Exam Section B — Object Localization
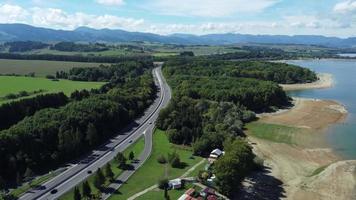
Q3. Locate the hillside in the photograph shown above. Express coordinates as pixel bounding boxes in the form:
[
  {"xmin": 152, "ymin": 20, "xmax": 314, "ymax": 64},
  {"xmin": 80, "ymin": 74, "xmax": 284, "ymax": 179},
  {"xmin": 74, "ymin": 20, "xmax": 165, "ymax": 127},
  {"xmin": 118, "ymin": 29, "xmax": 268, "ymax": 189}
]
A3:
[{"xmin": 0, "ymin": 24, "xmax": 356, "ymax": 47}]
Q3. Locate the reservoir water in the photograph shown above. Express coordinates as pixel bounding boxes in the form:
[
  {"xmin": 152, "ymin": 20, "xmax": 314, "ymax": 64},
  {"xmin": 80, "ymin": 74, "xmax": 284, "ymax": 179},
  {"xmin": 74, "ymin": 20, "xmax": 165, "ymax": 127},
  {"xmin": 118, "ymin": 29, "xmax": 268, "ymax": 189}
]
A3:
[{"xmin": 286, "ymin": 59, "xmax": 356, "ymax": 159}]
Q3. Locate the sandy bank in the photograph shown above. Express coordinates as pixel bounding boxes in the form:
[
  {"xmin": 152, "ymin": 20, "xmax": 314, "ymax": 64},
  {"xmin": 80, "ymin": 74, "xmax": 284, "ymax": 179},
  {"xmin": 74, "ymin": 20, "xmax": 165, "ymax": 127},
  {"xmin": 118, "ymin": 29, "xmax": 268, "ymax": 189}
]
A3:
[
  {"xmin": 281, "ymin": 73, "xmax": 333, "ymax": 91},
  {"xmin": 244, "ymin": 98, "xmax": 355, "ymax": 200},
  {"xmin": 261, "ymin": 98, "xmax": 347, "ymax": 130}
]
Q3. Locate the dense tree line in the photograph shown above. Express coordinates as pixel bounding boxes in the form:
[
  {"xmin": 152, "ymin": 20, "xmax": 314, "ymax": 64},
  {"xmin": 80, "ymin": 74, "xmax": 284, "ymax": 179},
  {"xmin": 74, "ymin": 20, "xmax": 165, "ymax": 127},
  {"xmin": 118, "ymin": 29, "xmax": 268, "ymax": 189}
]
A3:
[
  {"xmin": 0, "ymin": 93, "xmax": 68, "ymax": 131},
  {"xmin": 207, "ymin": 46, "xmax": 335, "ymax": 60},
  {"xmin": 0, "ymin": 53, "xmax": 153, "ymax": 63},
  {"xmin": 163, "ymin": 58, "xmax": 317, "ymax": 84},
  {"xmin": 4, "ymin": 41, "xmax": 49, "ymax": 52},
  {"xmin": 0, "ymin": 61, "xmax": 156, "ymax": 186},
  {"xmin": 51, "ymin": 42, "xmax": 109, "ymax": 52},
  {"xmin": 56, "ymin": 62, "xmax": 149, "ymax": 82},
  {"xmin": 170, "ymin": 75, "xmax": 289, "ymax": 111}
]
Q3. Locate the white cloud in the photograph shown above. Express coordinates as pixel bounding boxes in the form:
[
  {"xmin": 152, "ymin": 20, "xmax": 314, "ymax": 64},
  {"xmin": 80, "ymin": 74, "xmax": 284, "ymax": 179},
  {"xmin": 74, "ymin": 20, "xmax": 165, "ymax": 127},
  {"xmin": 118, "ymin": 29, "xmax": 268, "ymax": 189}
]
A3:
[
  {"xmin": 333, "ymin": 0, "xmax": 356, "ymax": 13},
  {"xmin": 96, "ymin": 0, "xmax": 125, "ymax": 6},
  {"xmin": 0, "ymin": 4, "xmax": 142, "ymax": 31},
  {"xmin": 0, "ymin": 4, "xmax": 29, "ymax": 23},
  {"xmin": 149, "ymin": 0, "xmax": 278, "ymax": 17}
]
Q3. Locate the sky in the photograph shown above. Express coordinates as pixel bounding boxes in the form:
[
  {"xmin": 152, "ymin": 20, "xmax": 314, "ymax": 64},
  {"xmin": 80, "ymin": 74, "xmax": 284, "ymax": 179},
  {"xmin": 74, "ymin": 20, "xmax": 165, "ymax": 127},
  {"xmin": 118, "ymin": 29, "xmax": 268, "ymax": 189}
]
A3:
[{"xmin": 0, "ymin": 0, "xmax": 355, "ymax": 37}]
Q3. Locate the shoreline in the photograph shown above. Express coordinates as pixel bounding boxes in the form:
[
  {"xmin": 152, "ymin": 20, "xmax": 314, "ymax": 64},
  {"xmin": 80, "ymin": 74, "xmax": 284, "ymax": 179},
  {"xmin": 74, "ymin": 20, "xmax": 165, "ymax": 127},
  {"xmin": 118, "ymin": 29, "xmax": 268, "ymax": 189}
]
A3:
[
  {"xmin": 280, "ymin": 73, "xmax": 333, "ymax": 91},
  {"xmin": 243, "ymin": 72, "xmax": 356, "ymax": 199}
]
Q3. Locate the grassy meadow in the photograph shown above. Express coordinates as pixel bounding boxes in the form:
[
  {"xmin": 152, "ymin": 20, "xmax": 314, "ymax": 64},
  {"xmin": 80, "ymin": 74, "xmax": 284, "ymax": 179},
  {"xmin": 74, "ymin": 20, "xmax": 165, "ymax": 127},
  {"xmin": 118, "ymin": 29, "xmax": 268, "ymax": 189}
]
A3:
[
  {"xmin": 0, "ymin": 76, "xmax": 104, "ymax": 104},
  {"xmin": 246, "ymin": 122, "xmax": 301, "ymax": 145},
  {"xmin": 0, "ymin": 59, "xmax": 103, "ymax": 77},
  {"xmin": 109, "ymin": 130, "xmax": 203, "ymax": 200}
]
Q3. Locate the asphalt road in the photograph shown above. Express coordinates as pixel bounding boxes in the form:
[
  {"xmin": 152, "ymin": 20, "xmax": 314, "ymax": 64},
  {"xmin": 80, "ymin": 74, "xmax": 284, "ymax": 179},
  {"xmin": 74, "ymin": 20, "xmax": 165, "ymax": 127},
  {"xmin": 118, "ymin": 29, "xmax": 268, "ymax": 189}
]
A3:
[{"xmin": 18, "ymin": 64, "xmax": 171, "ymax": 200}]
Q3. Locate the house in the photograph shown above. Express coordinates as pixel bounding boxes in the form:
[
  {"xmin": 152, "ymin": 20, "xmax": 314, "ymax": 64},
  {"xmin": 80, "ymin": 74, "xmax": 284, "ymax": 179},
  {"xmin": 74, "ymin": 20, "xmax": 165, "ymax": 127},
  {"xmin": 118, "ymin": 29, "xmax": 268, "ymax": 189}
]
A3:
[
  {"xmin": 200, "ymin": 187, "xmax": 216, "ymax": 198},
  {"xmin": 169, "ymin": 178, "xmax": 182, "ymax": 189},
  {"xmin": 211, "ymin": 149, "xmax": 223, "ymax": 157},
  {"xmin": 208, "ymin": 149, "xmax": 224, "ymax": 163}
]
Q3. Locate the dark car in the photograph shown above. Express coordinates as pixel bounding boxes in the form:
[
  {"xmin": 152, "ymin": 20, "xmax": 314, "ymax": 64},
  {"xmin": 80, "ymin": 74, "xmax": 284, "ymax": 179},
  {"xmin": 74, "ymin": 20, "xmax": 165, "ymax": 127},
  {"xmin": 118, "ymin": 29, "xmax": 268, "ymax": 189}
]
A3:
[
  {"xmin": 50, "ymin": 189, "xmax": 58, "ymax": 194},
  {"xmin": 129, "ymin": 140, "xmax": 133, "ymax": 143},
  {"xmin": 87, "ymin": 170, "xmax": 92, "ymax": 174}
]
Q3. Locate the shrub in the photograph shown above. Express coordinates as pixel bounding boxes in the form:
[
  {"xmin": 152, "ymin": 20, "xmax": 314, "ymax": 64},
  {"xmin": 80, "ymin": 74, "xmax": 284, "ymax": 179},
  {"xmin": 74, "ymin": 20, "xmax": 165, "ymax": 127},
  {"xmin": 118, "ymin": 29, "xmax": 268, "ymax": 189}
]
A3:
[{"xmin": 157, "ymin": 155, "xmax": 167, "ymax": 164}]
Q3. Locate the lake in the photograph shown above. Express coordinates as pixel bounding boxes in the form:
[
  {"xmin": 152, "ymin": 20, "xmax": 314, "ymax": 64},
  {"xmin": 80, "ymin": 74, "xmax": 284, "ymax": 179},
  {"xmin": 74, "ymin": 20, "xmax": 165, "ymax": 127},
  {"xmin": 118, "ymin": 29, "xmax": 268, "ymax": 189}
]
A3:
[
  {"xmin": 338, "ymin": 53, "xmax": 356, "ymax": 58},
  {"xmin": 286, "ymin": 59, "xmax": 356, "ymax": 159}
]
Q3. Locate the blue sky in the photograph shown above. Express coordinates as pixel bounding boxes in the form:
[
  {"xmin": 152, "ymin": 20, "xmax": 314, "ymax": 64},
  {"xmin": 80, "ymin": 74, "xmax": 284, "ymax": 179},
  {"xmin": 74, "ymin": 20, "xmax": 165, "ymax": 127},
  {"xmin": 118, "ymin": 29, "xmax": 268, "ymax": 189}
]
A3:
[{"xmin": 0, "ymin": 0, "xmax": 355, "ymax": 37}]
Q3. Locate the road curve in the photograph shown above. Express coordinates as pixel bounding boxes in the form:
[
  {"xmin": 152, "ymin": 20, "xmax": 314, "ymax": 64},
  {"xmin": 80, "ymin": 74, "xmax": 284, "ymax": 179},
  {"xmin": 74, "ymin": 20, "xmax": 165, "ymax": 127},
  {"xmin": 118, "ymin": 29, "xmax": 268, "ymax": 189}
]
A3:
[{"xmin": 18, "ymin": 64, "xmax": 171, "ymax": 200}]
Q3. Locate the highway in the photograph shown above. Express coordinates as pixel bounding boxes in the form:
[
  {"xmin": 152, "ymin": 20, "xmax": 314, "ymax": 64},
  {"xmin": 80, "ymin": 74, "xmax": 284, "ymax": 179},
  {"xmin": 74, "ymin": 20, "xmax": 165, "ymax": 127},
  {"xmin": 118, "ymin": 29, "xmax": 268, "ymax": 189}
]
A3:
[{"xmin": 18, "ymin": 64, "xmax": 171, "ymax": 200}]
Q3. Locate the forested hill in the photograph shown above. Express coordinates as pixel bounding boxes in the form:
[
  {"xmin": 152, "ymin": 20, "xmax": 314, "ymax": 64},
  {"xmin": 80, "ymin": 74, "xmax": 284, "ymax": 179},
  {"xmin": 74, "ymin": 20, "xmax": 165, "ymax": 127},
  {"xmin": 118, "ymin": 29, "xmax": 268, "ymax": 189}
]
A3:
[
  {"xmin": 156, "ymin": 57, "xmax": 317, "ymax": 197},
  {"xmin": 0, "ymin": 60, "xmax": 156, "ymax": 185},
  {"xmin": 164, "ymin": 58, "xmax": 317, "ymax": 84},
  {"xmin": 0, "ymin": 23, "xmax": 356, "ymax": 47}
]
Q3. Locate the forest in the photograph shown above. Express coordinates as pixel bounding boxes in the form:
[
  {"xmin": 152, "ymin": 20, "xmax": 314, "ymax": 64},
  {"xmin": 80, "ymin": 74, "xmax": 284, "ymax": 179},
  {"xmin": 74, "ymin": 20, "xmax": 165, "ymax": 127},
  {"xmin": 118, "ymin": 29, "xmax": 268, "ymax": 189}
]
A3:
[
  {"xmin": 163, "ymin": 57, "xmax": 317, "ymax": 84},
  {"xmin": 4, "ymin": 41, "xmax": 49, "ymax": 53},
  {"xmin": 51, "ymin": 42, "xmax": 109, "ymax": 52},
  {"xmin": 0, "ymin": 60, "xmax": 156, "ymax": 186},
  {"xmin": 0, "ymin": 53, "xmax": 152, "ymax": 63},
  {"xmin": 0, "ymin": 93, "xmax": 69, "ymax": 131},
  {"xmin": 157, "ymin": 56, "xmax": 317, "ymax": 197}
]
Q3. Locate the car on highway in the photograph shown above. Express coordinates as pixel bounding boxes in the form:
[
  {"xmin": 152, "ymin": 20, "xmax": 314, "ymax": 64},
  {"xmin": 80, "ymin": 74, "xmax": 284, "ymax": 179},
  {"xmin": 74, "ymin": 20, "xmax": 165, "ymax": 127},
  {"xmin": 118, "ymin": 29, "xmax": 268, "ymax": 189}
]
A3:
[
  {"xmin": 87, "ymin": 170, "xmax": 92, "ymax": 174},
  {"xmin": 50, "ymin": 189, "xmax": 58, "ymax": 194}
]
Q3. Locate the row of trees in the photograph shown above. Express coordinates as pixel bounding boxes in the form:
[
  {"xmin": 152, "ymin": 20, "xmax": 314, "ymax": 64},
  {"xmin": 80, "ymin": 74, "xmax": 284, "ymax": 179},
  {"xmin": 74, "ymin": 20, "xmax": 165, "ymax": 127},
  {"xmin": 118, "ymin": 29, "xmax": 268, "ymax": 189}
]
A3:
[
  {"xmin": 0, "ymin": 93, "xmax": 69, "ymax": 131},
  {"xmin": 0, "ymin": 53, "xmax": 153, "ymax": 63},
  {"xmin": 0, "ymin": 61, "xmax": 156, "ymax": 186},
  {"xmin": 4, "ymin": 41, "xmax": 49, "ymax": 53},
  {"xmin": 51, "ymin": 42, "xmax": 109, "ymax": 52}
]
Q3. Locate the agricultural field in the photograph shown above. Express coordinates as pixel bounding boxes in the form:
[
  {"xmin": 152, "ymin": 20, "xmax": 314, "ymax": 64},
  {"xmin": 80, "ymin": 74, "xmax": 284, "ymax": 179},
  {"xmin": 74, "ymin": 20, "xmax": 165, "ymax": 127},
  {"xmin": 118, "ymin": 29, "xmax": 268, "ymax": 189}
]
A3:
[
  {"xmin": 0, "ymin": 76, "xmax": 104, "ymax": 104},
  {"xmin": 0, "ymin": 59, "xmax": 103, "ymax": 77}
]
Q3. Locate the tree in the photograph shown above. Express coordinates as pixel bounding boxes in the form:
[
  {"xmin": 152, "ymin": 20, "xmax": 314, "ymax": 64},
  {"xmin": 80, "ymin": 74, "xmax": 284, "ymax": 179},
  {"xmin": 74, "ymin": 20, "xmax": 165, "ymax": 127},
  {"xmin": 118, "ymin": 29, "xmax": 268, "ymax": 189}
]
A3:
[
  {"xmin": 158, "ymin": 178, "xmax": 169, "ymax": 190},
  {"xmin": 93, "ymin": 168, "xmax": 106, "ymax": 190},
  {"xmin": 157, "ymin": 155, "xmax": 167, "ymax": 164},
  {"xmin": 16, "ymin": 173, "xmax": 22, "ymax": 186},
  {"xmin": 129, "ymin": 151, "xmax": 134, "ymax": 160},
  {"xmin": 82, "ymin": 181, "xmax": 91, "ymax": 199},
  {"xmin": 168, "ymin": 151, "xmax": 181, "ymax": 168},
  {"xmin": 116, "ymin": 152, "xmax": 127, "ymax": 169},
  {"xmin": 158, "ymin": 178, "xmax": 170, "ymax": 199},
  {"xmin": 86, "ymin": 123, "xmax": 98, "ymax": 146},
  {"xmin": 24, "ymin": 167, "xmax": 34, "ymax": 180},
  {"xmin": 105, "ymin": 163, "xmax": 114, "ymax": 182},
  {"xmin": 73, "ymin": 187, "xmax": 81, "ymax": 200},
  {"xmin": 214, "ymin": 138, "xmax": 255, "ymax": 197}
]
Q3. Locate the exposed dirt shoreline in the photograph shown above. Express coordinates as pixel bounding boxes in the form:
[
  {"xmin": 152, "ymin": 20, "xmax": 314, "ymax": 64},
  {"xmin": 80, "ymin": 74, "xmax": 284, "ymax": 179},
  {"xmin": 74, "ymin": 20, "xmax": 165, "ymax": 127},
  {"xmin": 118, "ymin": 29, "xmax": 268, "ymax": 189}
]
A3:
[
  {"xmin": 242, "ymin": 76, "xmax": 356, "ymax": 200},
  {"xmin": 280, "ymin": 73, "xmax": 333, "ymax": 91}
]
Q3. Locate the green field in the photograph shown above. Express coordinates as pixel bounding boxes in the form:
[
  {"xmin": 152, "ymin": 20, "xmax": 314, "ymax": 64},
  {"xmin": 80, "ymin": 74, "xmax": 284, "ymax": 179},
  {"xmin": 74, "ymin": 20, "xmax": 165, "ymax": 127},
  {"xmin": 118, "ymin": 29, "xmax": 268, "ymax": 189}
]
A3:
[
  {"xmin": 0, "ymin": 59, "xmax": 103, "ymax": 77},
  {"xmin": 246, "ymin": 122, "xmax": 301, "ymax": 145},
  {"xmin": 109, "ymin": 130, "xmax": 203, "ymax": 200},
  {"xmin": 136, "ymin": 183, "xmax": 202, "ymax": 200},
  {"xmin": 0, "ymin": 76, "xmax": 104, "ymax": 104},
  {"xmin": 60, "ymin": 136, "xmax": 145, "ymax": 200}
]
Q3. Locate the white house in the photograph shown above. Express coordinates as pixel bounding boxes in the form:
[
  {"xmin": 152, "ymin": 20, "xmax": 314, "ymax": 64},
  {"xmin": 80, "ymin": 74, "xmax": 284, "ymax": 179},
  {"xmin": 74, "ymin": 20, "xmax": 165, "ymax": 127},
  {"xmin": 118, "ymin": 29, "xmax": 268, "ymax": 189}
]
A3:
[
  {"xmin": 169, "ymin": 178, "xmax": 182, "ymax": 189},
  {"xmin": 208, "ymin": 149, "xmax": 224, "ymax": 163}
]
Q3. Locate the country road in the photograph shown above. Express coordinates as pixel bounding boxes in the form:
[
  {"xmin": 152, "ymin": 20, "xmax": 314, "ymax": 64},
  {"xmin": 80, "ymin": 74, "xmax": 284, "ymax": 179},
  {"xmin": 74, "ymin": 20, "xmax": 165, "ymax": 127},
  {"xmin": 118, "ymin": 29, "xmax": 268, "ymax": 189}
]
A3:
[{"xmin": 18, "ymin": 63, "xmax": 171, "ymax": 200}]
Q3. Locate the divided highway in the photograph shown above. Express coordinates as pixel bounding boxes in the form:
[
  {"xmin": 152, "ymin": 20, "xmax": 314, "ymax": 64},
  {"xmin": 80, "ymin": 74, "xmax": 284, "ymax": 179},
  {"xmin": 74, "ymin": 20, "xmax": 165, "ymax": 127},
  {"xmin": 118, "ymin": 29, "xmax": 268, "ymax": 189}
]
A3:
[{"xmin": 19, "ymin": 64, "xmax": 171, "ymax": 200}]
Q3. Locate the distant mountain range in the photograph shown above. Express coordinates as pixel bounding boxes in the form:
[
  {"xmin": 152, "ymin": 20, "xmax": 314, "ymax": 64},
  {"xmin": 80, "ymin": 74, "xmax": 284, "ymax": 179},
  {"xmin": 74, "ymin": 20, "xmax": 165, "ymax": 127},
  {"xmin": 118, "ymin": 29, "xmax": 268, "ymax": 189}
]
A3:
[{"xmin": 0, "ymin": 23, "xmax": 355, "ymax": 48}]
